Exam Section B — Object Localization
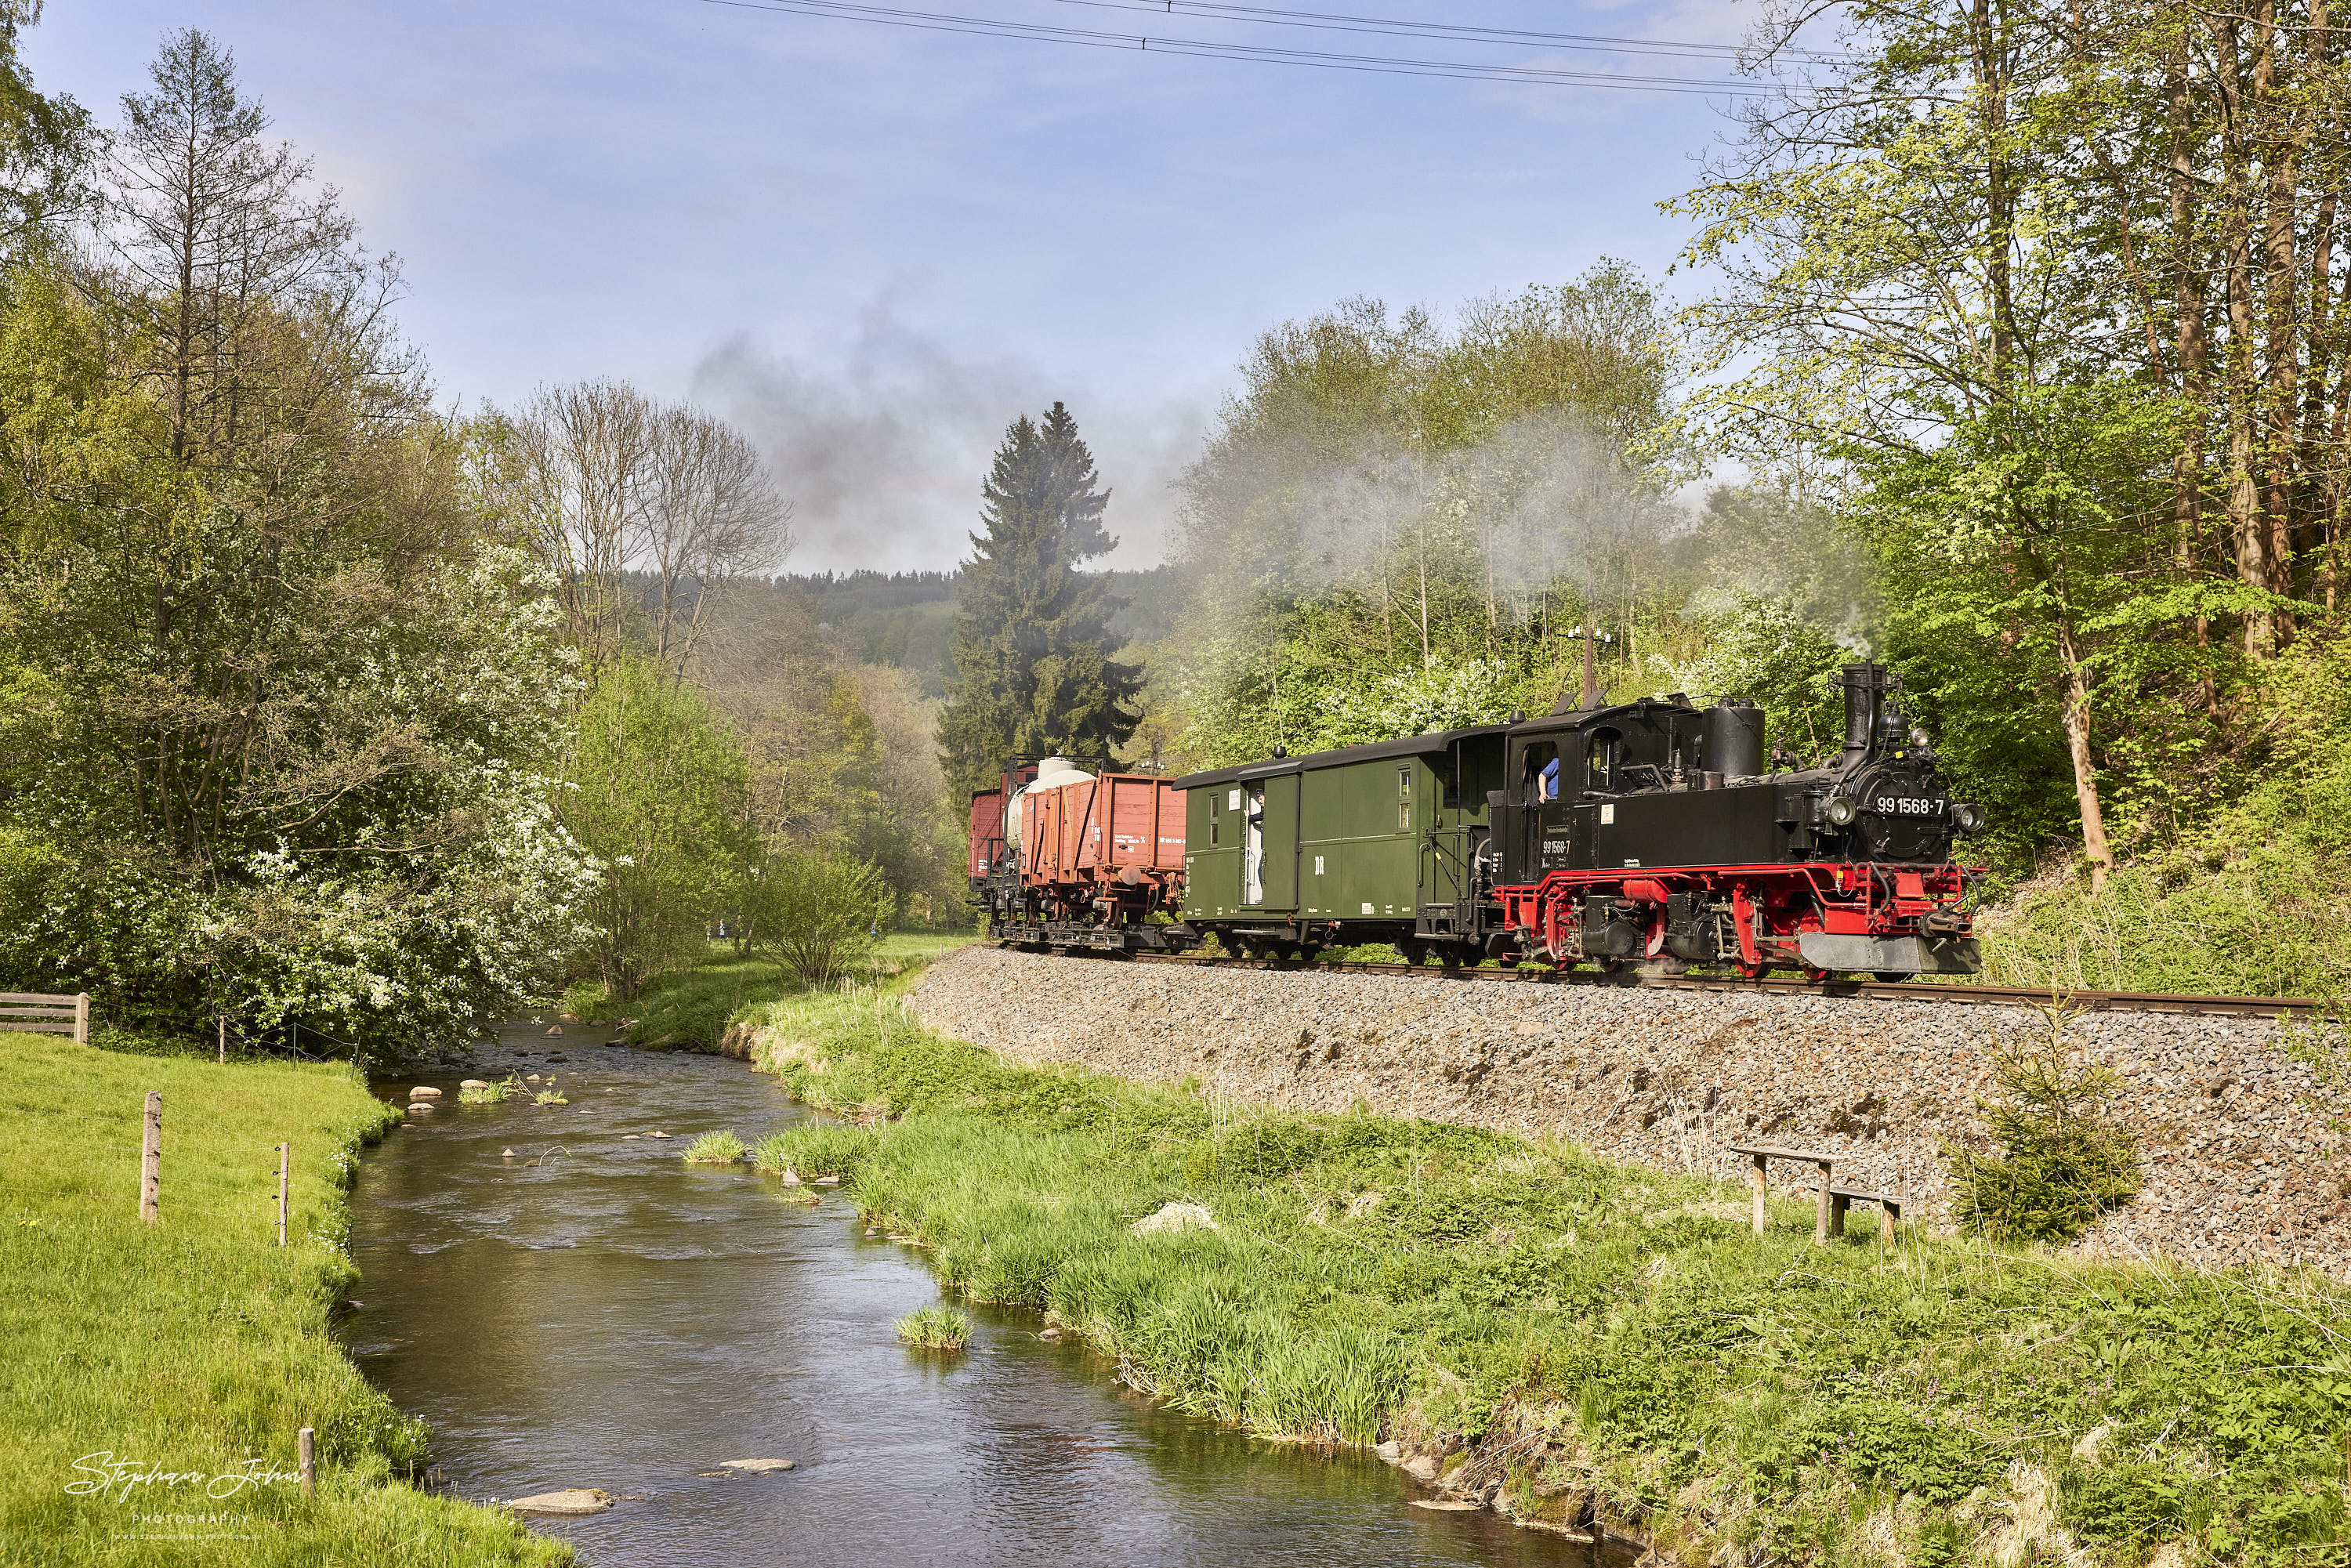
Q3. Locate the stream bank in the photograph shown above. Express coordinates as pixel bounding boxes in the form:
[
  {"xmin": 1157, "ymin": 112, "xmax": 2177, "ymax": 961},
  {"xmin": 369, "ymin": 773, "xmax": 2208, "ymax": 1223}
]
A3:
[
  {"xmin": 349, "ymin": 1018, "xmax": 1596, "ymax": 1566},
  {"xmin": 0, "ymin": 1029, "xmax": 566, "ymax": 1568}
]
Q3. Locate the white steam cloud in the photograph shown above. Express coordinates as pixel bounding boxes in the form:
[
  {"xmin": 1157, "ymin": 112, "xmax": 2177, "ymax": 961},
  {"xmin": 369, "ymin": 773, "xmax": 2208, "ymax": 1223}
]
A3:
[{"xmin": 690, "ymin": 310, "xmax": 1200, "ymax": 574}]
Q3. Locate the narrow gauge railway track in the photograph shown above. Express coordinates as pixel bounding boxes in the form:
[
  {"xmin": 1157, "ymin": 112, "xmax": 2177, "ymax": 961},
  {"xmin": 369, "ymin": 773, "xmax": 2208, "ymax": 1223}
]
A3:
[{"xmin": 1006, "ymin": 943, "xmax": 2331, "ymax": 1020}]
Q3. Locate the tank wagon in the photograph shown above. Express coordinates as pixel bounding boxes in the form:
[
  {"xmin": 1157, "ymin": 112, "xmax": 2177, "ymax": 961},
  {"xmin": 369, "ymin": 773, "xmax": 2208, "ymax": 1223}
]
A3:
[
  {"xmin": 968, "ymin": 757, "xmax": 1190, "ymax": 950},
  {"xmin": 1170, "ymin": 662, "xmax": 1984, "ymax": 977}
]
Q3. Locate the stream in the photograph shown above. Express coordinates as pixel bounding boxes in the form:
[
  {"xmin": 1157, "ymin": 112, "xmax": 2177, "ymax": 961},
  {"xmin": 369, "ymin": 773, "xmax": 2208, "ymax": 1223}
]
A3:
[{"xmin": 345, "ymin": 1020, "xmax": 1632, "ymax": 1566}]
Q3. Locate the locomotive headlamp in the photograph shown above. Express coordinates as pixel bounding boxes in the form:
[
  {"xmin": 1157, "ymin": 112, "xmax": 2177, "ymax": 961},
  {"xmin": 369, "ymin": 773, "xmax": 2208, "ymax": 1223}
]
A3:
[
  {"xmin": 1824, "ymin": 796, "xmax": 1857, "ymax": 826},
  {"xmin": 1953, "ymin": 802, "xmax": 1986, "ymax": 834},
  {"xmin": 1910, "ymin": 726, "xmax": 1930, "ymax": 748}
]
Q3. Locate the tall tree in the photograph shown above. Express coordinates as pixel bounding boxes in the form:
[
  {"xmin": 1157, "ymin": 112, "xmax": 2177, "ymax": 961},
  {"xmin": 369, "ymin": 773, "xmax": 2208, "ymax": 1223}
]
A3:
[
  {"xmin": 939, "ymin": 401, "xmax": 1140, "ymax": 797},
  {"xmin": 0, "ymin": 1, "xmax": 90, "ymax": 255},
  {"xmin": 496, "ymin": 378, "xmax": 793, "ymax": 682}
]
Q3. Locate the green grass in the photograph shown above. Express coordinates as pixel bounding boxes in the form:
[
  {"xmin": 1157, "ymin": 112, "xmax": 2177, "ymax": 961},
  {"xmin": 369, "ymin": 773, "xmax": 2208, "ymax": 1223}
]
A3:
[
  {"xmin": 737, "ymin": 978, "xmax": 2351, "ymax": 1566},
  {"xmin": 0, "ymin": 1030, "xmax": 571, "ymax": 1566},
  {"xmin": 563, "ymin": 931, "xmax": 980, "ymax": 1049},
  {"xmin": 895, "ymin": 1304, "xmax": 972, "ymax": 1351},
  {"xmin": 681, "ymin": 1130, "xmax": 744, "ymax": 1165},
  {"xmin": 458, "ymin": 1077, "xmax": 516, "ymax": 1105},
  {"xmin": 750, "ymin": 1123, "xmax": 873, "ymax": 1179}
]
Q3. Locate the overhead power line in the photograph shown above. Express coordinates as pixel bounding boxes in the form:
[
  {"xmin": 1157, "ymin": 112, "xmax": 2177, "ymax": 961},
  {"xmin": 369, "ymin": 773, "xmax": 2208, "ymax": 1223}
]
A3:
[
  {"xmin": 1044, "ymin": 0, "xmax": 1850, "ymax": 66},
  {"xmin": 695, "ymin": 0, "xmax": 1801, "ymax": 93}
]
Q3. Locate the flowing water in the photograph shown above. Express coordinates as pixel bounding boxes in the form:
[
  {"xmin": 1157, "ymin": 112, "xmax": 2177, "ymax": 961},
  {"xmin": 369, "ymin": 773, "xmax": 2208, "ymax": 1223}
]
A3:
[{"xmin": 346, "ymin": 1023, "xmax": 1635, "ymax": 1567}]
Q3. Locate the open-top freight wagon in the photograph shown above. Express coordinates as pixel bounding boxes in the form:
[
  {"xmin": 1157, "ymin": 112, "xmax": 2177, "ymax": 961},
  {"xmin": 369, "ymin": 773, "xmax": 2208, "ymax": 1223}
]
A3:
[{"xmin": 968, "ymin": 757, "xmax": 1192, "ymax": 951}]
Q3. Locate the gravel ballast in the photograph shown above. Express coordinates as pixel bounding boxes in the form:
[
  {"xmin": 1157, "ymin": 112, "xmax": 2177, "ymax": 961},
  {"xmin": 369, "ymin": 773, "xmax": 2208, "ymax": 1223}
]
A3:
[{"xmin": 915, "ymin": 944, "xmax": 2351, "ymax": 1277}]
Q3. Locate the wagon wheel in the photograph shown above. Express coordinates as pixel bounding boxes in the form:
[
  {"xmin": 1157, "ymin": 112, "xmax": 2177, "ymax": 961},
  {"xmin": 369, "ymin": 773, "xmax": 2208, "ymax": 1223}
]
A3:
[{"xmin": 1396, "ymin": 939, "xmax": 1428, "ymax": 966}]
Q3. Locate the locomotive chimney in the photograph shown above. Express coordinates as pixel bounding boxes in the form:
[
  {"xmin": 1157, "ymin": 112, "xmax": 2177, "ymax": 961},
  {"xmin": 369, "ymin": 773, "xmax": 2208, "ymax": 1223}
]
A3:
[{"xmin": 1837, "ymin": 664, "xmax": 1898, "ymax": 765}]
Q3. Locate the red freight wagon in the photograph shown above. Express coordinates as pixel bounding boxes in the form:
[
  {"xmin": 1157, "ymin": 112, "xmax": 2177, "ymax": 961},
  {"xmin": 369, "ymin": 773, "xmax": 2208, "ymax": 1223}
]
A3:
[
  {"xmin": 1022, "ymin": 771, "xmax": 1184, "ymax": 893},
  {"xmin": 965, "ymin": 762, "xmax": 1038, "ymax": 879},
  {"xmin": 965, "ymin": 756, "xmax": 1194, "ymax": 953}
]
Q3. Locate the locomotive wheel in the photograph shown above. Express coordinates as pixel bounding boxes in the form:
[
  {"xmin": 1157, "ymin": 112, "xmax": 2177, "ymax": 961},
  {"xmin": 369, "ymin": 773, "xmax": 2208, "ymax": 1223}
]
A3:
[{"xmin": 1396, "ymin": 940, "xmax": 1428, "ymax": 966}]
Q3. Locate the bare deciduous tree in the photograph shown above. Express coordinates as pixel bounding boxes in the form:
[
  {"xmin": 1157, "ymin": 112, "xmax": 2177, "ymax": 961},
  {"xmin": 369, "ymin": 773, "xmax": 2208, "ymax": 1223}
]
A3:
[
  {"xmin": 643, "ymin": 403, "xmax": 794, "ymax": 676},
  {"xmin": 505, "ymin": 378, "xmax": 793, "ymax": 680}
]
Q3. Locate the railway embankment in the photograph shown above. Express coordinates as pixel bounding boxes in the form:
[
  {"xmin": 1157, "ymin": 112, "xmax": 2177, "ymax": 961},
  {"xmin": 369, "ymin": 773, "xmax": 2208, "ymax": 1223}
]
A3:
[{"xmin": 912, "ymin": 944, "xmax": 2351, "ymax": 1278}]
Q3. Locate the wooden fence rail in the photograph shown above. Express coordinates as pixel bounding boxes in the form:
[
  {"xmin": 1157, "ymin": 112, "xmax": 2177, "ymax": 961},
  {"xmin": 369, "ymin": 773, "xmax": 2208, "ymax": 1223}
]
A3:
[{"xmin": 0, "ymin": 992, "xmax": 88, "ymax": 1045}]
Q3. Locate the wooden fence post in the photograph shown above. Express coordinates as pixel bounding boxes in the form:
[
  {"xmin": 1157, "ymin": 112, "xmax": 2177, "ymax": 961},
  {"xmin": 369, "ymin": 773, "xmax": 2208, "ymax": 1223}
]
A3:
[
  {"xmin": 298, "ymin": 1426, "xmax": 315, "ymax": 1497},
  {"xmin": 74, "ymin": 992, "xmax": 88, "ymax": 1046},
  {"xmin": 139, "ymin": 1092, "xmax": 161, "ymax": 1224},
  {"xmin": 218, "ymin": 1018, "xmax": 226, "ymax": 1065},
  {"xmin": 277, "ymin": 1143, "xmax": 288, "ymax": 1247}
]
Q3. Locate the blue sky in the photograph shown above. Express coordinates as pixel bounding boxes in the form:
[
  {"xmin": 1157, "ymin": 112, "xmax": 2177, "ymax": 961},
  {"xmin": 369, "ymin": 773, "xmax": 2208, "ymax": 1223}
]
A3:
[{"xmin": 29, "ymin": 0, "xmax": 1761, "ymax": 570}]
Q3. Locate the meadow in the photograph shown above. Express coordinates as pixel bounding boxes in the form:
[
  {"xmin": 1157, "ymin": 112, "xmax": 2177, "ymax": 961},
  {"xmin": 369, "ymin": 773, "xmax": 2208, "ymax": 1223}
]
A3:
[
  {"xmin": 0, "ymin": 1030, "xmax": 570, "ymax": 1566},
  {"xmin": 731, "ymin": 975, "xmax": 2351, "ymax": 1566}
]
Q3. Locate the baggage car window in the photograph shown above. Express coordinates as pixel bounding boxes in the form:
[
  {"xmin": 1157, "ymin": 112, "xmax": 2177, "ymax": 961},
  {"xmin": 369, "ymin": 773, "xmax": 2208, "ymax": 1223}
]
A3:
[{"xmin": 1397, "ymin": 768, "xmax": 1412, "ymax": 831}]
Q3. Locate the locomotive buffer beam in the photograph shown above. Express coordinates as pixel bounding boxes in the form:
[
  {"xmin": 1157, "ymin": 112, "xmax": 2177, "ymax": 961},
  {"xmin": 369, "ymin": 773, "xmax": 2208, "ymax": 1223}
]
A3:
[{"xmin": 1793, "ymin": 932, "xmax": 1980, "ymax": 975}]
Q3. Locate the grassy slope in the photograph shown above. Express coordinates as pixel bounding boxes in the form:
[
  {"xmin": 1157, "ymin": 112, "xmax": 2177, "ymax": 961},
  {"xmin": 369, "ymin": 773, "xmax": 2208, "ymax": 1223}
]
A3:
[
  {"xmin": 564, "ymin": 932, "xmax": 978, "ymax": 1048},
  {"xmin": 732, "ymin": 978, "xmax": 2351, "ymax": 1568},
  {"xmin": 0, "ymin": 1033, "xmax": 570, "ymax": 1567}
]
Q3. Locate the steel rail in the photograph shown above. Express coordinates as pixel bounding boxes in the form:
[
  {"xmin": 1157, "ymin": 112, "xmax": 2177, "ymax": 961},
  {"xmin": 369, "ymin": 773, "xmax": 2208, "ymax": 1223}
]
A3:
[{"xmin": 1005, "ymin": 944, "xmax": 2331, "ymax": 1019}]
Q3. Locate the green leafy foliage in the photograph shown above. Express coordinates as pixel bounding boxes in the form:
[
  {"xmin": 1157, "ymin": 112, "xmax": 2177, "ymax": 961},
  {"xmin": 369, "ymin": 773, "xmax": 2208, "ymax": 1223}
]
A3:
[
  {"xmin": 737, "ymin": 845, "xmax": 892, "ymax": 987},
  {"xmin": 561, "ymin": 657, "xmax": 752, "ymax": 998}
]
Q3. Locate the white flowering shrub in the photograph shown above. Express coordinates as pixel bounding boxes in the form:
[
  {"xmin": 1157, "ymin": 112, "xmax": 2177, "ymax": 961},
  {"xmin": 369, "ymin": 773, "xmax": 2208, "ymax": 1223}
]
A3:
[
  {"xmin": 1313, "ymin": 656, "xmax": 1517, "ymax": 749},
  {"xmin": 0, "ymin": 548, "xmax": 598, "ymax": 1062}
]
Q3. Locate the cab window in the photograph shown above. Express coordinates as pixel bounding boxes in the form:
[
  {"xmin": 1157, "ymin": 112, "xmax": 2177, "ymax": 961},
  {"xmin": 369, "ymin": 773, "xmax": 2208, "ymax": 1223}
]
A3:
[
  {"xmin": 1585, "ymin": 730, "xmax": 1621, "ymax": 794},
  {"xmin": 1523, "ymin": 741, "xmax": 1560, "ymax": 802}
]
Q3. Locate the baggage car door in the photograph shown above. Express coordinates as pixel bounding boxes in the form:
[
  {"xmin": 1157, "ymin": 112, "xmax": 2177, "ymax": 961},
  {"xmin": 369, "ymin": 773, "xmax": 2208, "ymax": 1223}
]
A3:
[{"xmin": 1257, "ymin": 773, "xmax": 1299, "ymax": 910}]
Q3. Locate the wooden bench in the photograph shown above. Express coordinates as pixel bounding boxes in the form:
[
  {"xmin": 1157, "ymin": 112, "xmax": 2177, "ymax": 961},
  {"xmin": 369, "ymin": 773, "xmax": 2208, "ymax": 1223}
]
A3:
[
  {"xmin": 0, "ymin": 991, "xmax": 88, "ymax": 1045},
  {"xmin": 1726, "ymin": 1143, "xmax": 1837, "ymax": 1242},
  {"xmin": 1828, "ymin": 1186, "xmax": 1905, "ymax": 1237}
]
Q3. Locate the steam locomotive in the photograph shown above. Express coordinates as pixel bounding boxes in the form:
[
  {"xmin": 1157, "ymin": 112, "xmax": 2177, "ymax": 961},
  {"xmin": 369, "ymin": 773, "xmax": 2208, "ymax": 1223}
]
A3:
[{"xmin": 969, "ymin": 661, "xmax": 1984, "ymax": 978}]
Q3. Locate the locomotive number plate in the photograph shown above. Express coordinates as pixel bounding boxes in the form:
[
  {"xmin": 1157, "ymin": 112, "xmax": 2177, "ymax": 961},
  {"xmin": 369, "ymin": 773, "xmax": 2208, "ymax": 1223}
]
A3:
[
  {"xmin": 1542, "ymin": 839, "xmax": 1568, "ymax": 856},
  {"xmin": 1875, "ymin": 797, "xmax": 1942, "ymax": 817}
]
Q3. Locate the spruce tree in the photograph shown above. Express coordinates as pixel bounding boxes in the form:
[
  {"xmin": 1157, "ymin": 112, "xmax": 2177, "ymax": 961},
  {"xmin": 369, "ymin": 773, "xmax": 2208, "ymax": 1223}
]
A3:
[{"xmin": 940, "ymin": 402, "xmax": 1142, "ymax": 798}]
